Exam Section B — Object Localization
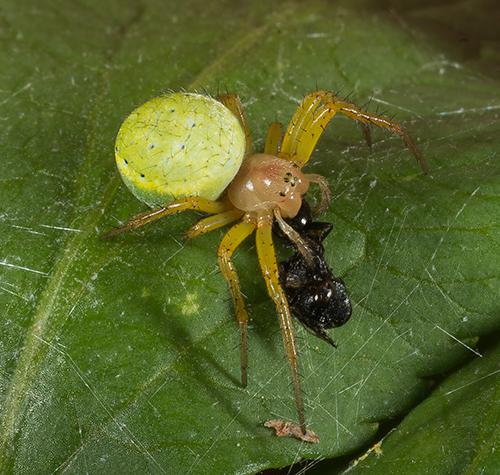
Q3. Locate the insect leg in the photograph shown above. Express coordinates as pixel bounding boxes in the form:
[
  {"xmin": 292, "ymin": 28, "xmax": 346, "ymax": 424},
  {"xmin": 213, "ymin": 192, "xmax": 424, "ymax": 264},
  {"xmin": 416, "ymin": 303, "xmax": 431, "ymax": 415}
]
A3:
[
  {"xmin": 264, "ymin": 122, "xmax": 283, "ymax": 155},
  {"xmin": 217, "ymin": 94, "xmax": 253, "ymax": 155},
  {"xmin": 255, "ymin": 212, "xmax": 306, "ymax": 434},
  {"xmin": 217, "ymin": 220, "xmax": 256, "ymax": 387},
  {"xmin": 102, "ymin": 197, "xmax": 228, "ymax": 239},
  {"xmin": 184, "ymin": 209, "xmax": 244, "ymax": 240}
]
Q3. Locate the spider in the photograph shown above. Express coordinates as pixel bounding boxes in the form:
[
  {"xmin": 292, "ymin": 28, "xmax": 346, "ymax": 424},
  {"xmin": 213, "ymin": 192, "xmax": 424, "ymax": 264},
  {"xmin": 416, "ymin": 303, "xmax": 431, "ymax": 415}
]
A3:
[{"xmin": 104, "ymin": 90, "xmax": 427, "ymax": 441}]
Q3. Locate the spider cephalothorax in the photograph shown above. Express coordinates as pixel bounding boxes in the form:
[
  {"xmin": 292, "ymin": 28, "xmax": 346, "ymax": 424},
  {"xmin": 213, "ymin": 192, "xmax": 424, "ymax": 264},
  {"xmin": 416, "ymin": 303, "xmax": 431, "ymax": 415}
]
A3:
[
  {"xmin": 227, "ymin": 153, "xmax": 310, "ymax": 218},
  {"xmin": 104, "ymin": 90, "xmax": 427, "ymax": 442}
]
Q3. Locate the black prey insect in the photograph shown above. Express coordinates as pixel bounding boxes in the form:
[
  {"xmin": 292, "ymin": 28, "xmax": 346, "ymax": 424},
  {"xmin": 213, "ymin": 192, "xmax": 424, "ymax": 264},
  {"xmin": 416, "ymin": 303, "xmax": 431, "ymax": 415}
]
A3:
[{"xmin": 277, "ymin": 200, "xmax": 352, "ymax": 347}]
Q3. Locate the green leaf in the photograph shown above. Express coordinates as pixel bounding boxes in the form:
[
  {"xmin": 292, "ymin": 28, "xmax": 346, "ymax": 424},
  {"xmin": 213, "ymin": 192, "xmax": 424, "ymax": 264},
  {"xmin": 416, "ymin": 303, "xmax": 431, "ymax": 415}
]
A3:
[
  {"xmin": 346, "ymin": 341, "xmax": 500, "ymax": 475},
  {"xmin": 0, "ymin": 0, "xmax": 498, "ymax": 473}
]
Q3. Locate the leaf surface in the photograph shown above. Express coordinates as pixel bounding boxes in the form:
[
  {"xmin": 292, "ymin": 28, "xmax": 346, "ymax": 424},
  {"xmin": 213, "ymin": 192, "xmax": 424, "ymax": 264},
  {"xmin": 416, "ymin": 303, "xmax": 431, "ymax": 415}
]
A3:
[
  {"xmin": 346, "ymin": 341, "xmax": 500, "ymax": 475},
  {"xmin": 0, "ymin": 1, "xmax": 498, "ymax": 473}
]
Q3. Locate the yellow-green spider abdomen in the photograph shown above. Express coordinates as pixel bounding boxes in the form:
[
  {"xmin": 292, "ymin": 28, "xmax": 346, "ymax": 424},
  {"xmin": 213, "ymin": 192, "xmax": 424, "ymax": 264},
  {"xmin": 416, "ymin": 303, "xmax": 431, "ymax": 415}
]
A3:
[{"xmin": 115, "ymin": 92, "xmax": 246, "ymax": 207}]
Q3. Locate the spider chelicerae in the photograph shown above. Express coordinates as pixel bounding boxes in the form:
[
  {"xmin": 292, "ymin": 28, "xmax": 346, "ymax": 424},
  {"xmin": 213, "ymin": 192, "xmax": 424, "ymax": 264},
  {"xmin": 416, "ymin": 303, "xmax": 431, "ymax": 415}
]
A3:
[{"xmin": 104, "ymin": 90, "xmax": 427, "ymax": 442}]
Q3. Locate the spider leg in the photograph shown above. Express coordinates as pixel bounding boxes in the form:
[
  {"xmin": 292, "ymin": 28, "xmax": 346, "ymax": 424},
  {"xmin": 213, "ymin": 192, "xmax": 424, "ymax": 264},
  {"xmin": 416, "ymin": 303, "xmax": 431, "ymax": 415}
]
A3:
[
  {"xmin": 217, "ymin": 220, "xmax": 256, "ymax": 387},
  {"xmin": 279, "ymin": 91, "xmax": 428, "ymax": 173},
  {"xmin": 273, "ymin": 208, "xmax": 314, "ymax": 266},
  {"xmin": 217, "ymin": 93, "xmax": 253, "ymax": 155},
  {"xmin": 264, "ymin": 122, "xmax": 283, "ymax": 155},
  {"xmin": 280, "ymin": 92, "xmax": 324, "ymax": 160},
  {"xmin": 102, "ymin": 197, "xmax": 228, "ymax": 239},
  {"xmin": 255, "ymin": 212, "xmax": 306, "ymax": 434},
  {"xmin": 303, "ymin": 173, "xmax": 332, "ymax": 216},
  {"xmin": 184, "ymin": 209, "xmax": 244, "ymax": 240}
]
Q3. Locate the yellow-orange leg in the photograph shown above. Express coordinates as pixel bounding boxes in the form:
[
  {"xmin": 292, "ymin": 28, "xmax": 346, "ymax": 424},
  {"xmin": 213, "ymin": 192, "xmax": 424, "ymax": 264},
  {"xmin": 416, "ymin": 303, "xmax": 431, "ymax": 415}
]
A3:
[
  {"xmin": 102, "ymin": 197, "xmax": 228, "ymax": 239},
  {"xmin": 218, "ymin": 94, "xmax": 253, "ymax": 155},
  {"xmin": 264, "ymin": 122, "xmax": 283, "ymax": 155},
  {"xmin": 217, "ymin": 220, "xmax": 256, "ymax": 387},
  {"xmin": 304, "ymin": 173, "xmax": 332, "ymax": 216},
  {"xmin": 273, "ymin": 208, "xmax": 313, "ymax": 266},
  {"xmin": 184, "ymin": 209, "xmax": 244, "ymax": 240},
  {"xmin": 280, "ymin": 92, "xmax": 321, "ymax": 159},
  {"xmin": 255, "ymin": 212, "xmax": 306, "ymax": 434},
  {"xmin": 280, "ymin": 90, "xmax": 428, "ymax": 173}
]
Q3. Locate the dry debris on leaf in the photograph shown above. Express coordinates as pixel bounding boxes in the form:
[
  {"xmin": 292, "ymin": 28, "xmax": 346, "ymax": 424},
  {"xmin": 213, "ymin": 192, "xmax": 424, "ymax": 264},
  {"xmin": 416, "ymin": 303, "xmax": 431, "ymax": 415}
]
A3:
[{"xmin": 264, "ymin": 419, "xmax": 320, "ymax": 444}]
